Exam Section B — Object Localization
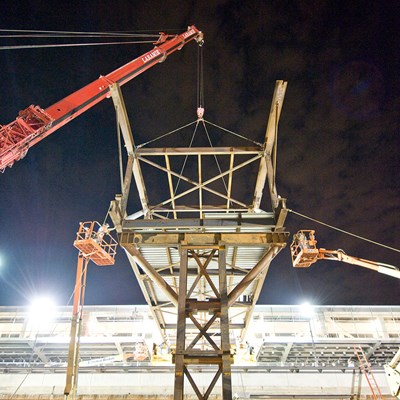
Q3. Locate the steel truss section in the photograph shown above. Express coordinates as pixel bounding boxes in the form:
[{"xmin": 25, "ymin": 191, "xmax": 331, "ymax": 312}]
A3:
[
  {"xmin": 110, "ymin": 80, "xmax": 290, "ymax": 399},
  {"xmin": 174, "ymin": 243, "xmax": 231, "ymax": 400},
  {"xmin": 121, "ymin": 231, "xmax": 288, "ymax": 335},
  {"xmin": 108, "ymin": 80, "xmax": 288, "ymax": 229},
  {"xmin": 121, "ymin": 235, "xmax": 287, "ymax": 399}
]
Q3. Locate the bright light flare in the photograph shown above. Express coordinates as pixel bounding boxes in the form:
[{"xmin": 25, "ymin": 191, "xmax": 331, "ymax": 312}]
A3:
[
  {"xmin": 29, "ymin": 296, "xmax": 57, "ymax": 323},
  {"xmin": 299, "ymin": 301, "xmax": 314, "ymax": 318}
]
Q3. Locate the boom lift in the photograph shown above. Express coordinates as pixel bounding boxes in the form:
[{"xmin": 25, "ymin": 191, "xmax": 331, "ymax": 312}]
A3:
[
  {"xmin": 65, "ymin": 221, "xmax": 118, "ymax": 399},
  {"xmin": 384, "ymin": 348, "xmax": 400, "ymax": 399},
  {"xmin": 290, "ymin": 230, "xmax": 400, "ymax": 279},
  {"xmin": 291, "ymin": 230, "xmax": 399, "ymax": 398},
  {"xmin": 0, "ymin": 26, "xmax": 203, "ymax": 171}
]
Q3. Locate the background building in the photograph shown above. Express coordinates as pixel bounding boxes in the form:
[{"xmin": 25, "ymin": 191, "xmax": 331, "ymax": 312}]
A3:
[{"xmin": 0, "ymin": 304, "xmax": 399, "ymax": 399}]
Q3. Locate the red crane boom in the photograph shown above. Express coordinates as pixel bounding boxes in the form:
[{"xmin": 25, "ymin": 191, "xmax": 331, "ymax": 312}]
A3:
[{"xmin": 0, "ymin": 26, "xmax": 203, "ymax": 171}]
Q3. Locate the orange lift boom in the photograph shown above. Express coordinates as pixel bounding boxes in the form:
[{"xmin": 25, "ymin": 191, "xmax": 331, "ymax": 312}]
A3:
[
  {"xmin": 290, "ymin": 230, "xmax": 400, "ymax": 279},
  {"xmin": 0, "ymin": 26, "xmax": 203, "ymax": 171},
  {"xmin": 65, "ymin": 221, "xmax": 118, "ymax": 399}
]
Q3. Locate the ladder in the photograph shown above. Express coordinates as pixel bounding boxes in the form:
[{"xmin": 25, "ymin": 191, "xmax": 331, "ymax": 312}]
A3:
[{"xmin": 354, "ymin": 344, "xmax": 384, "ymax": 400}]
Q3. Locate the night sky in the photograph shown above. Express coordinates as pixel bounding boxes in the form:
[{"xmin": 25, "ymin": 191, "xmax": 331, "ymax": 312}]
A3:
[{"xmin": 0, "ymin": 1, "xmax": 399, "ymax": 307}]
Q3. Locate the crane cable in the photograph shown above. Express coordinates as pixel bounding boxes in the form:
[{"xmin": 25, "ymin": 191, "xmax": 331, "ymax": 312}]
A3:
[
  {"xmin": 288, "ymin": 209, "xmax": 400, "ymax": 253},
  {"xmin": 203, "ymin": 120, "xmax": 263, "ymax": 147},
  {"xmin": 197, "ymin": 44, "xmax": 204, "ymax": 115},
  {"xmin": 0, "ymin": 40, "xmax": 155, "ymax": 50},
  {"xmin": 0, "ymin": 28, "xmax": 166, "ymax": 50},
  {"xmin": 195, "ymin": 43, "xmax": 228, "ymax": 193},
  {"xmin": 136, "ymin": 119, "xmax": 261, "ymax": 148},
  {"xmin": 0, "ymin": 28, "xmax": 161, "ymax": 37},
  {"xmin": 136, "ymin": 39, "xmax": 261, "ymax": 149},
  {"xmin": 201, "ymin": 120, "xmax": 229, "ymax": 194},
  {"xmin": 136, "ymin": 121, "xmax": 198, "ymax": 149},
  {"xmin": 171, "ymin": 122, "xmax": 201, "ymax": 198}
]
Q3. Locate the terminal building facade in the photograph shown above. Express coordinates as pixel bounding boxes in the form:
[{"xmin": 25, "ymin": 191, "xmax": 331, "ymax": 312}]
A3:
[{"xmin": 0, "ymin": 304, "xmax": 399, "ymax": 399}]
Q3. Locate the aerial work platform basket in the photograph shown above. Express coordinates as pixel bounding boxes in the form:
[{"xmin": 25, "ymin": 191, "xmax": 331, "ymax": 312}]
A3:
[
  {"xmin": 290, "ymin": 230, "xmax": 320, "ymax": 268},
  {"xmin": 73, "ymin": 221, "xmax": 118, "ymax": 266}
]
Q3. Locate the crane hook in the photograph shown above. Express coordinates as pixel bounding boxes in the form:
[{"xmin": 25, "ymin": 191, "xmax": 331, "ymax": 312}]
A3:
[{"xmin": 197, "ymin": 107, "xmax": 205, "ymax": 120}]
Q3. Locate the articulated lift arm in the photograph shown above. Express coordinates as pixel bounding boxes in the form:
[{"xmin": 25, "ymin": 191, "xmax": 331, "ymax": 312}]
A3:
[
  {"xmin": 292, "ymin": 232, "xmax": 400, "ymax": 396},
  {"xmin": 384, "ymin": 348, "xmax": 400, "ymax": 399},
  {"xmin": 0, "ymin": 26, "xmax": 203, "ymax": 171},
  {"xmin": 290, "ymin": 230, "xmax": 400, "ymax": 279}
]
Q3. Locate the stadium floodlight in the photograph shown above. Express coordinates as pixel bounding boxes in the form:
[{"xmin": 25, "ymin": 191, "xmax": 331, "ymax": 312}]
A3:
[
  {"xmin": 299, "ymin": 301, "xmax": 314, "ymax": 319},
  {"xmin": 29, "ymin": 296, "xmax": 57, "ymax": 323}
]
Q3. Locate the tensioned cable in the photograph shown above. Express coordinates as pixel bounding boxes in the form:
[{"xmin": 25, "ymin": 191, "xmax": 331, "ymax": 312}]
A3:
[
  {"xmin": 201, "ymin": 120, "xmax": 228, "ymax": 193},
  {"xmin": 136, "ymin": 120, "xmax": 198, "ymax": 148},
  {"xmin": 0, "ymin": 28, "xmax": 161, "ymax": 37},
  {"xmin": 135, "ymin": 119, "xmax": 262, "ymax": 149},
  {"xmin": 0, "ymin": 40, "xmax": 155, "ymax": 50},
  {"xmin": 172, "ymin": 122, "xmax": 200, "ymax": 195},
  {"xmin": 1, "ymin": 34, "xmax": 158, "ymax": 38},
  {"xmin": 204, "ymin": 120, "xmax": 263, "ymax": 147},
  {"xmin": 174, "ymin": 121, "xmax": 199, "ymax": 184},
  {"xmin": 288, "ymin": 209, "xmax": 400, "ymax": 253},
  {"xmin": 165, "ymin": 121, "xmax": 201, "ymax": 219},
  {"xmin": 0, "ymin": 28, "xmax": 163, "ymax": 50}
]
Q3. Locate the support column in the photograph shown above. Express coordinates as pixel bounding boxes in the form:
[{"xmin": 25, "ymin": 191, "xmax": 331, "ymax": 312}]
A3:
[
  {"xmin": 219, "ymin": 242, "xmax": 232, "ymax": 399},
  {"xmin": 173, "ymin": 243, "xmax": 232, "ymax": 400},
  {"xmin": 174, "ymin": 244, "xmax": 188, "ymax": 400},
  {"xmin": 64, "ymin": 254, "xmax": 89, "ymax": 399}
]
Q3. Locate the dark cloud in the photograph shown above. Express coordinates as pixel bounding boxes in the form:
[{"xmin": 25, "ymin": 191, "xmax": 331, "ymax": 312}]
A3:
[{"xmin": 0, "ymin": 0, "xmax": 398, "ymax": 306}]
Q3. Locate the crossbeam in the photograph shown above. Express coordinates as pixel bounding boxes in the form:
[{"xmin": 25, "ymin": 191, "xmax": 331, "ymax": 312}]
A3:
[{"xmin": 136, "ymin": 146, "xmax": 261, "ymax": 156}]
